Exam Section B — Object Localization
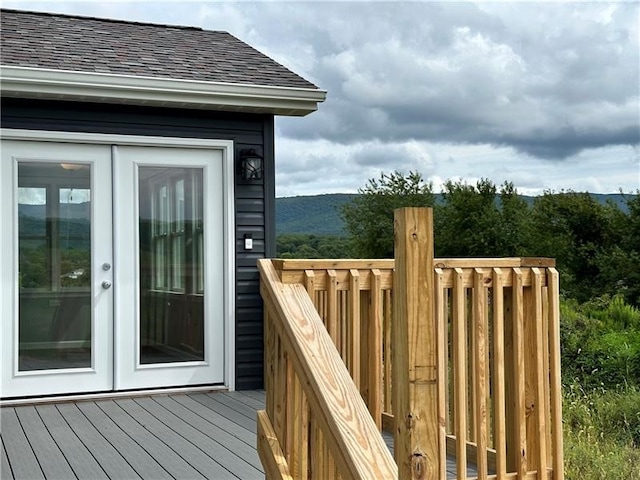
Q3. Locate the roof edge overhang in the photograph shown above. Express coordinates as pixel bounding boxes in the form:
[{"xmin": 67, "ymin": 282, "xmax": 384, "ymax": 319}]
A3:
[{"xmin": 0, "ymin": 65, "xmax": 327, "ymax": 116}]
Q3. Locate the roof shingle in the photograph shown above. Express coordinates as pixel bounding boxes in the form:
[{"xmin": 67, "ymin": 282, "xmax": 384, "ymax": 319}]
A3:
[{"xmin": 0, "ymin": 9, "xmax": 318, "ymax": 90}]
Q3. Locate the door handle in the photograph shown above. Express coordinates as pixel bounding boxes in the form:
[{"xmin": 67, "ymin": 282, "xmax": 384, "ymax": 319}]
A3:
[{"xmin": 102, "ymin": 280, "xmax": 112, "ymax": 289}]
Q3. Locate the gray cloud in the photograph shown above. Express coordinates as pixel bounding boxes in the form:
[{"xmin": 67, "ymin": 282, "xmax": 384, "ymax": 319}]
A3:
[
  {"xmin": 5, "ymin": 1, "xmax": 639, "ymax": 195},
  {"xmin": 269, "ymin": 2, "xmax": 638, "ymax": 160}
]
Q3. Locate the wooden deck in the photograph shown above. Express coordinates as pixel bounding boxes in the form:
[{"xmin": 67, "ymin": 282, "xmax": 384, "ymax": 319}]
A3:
[
  {"xmin": 1, "ymin": 390, "xmax": 266, "ymax": 480},
  {"xmin": 2, "ymin": 390, "xmax": 475, "ymax": 479}
]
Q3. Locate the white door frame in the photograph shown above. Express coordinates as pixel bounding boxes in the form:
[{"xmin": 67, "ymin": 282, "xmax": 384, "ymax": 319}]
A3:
[{"xmin": 0, "ymin": 129, "xmax": 236, "ymax": 394}]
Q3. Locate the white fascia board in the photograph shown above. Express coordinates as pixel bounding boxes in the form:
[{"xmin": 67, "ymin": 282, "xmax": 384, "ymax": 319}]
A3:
[{"xmin": 0, "ymin": 65, "xmax": 326, "ymax": 116}]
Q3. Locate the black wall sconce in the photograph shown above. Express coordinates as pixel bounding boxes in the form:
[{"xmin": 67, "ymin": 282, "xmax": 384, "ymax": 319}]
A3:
[{"xmin": 239, "ymin": 149, "xmax": 264, "ymax": 181}]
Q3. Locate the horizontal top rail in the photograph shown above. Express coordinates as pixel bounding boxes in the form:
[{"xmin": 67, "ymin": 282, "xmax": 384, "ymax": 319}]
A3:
[
  {"xmin": 272, "ymin": 257, "xmax": 554, "ymax": 271},
  {"xmin": 274, "ymin": 257, "xmax": 556, "ymax": 289}
]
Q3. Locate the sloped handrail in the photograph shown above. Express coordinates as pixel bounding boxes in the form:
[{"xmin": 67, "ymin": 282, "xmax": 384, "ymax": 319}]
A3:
[{"xmin": 257, "ymin": 258, "xmax": 397, "ymax": 479}]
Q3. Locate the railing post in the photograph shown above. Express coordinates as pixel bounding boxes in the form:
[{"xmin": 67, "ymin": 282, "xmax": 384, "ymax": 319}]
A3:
[{"xmin": 393, "ymin": 207, "xmax": 441, "ymax": 480}]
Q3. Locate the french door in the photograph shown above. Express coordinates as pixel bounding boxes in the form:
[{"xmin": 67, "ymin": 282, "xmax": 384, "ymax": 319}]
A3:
[{"xmin": 1, "ymin": 138, "xmax": 229, "ymax": 398}]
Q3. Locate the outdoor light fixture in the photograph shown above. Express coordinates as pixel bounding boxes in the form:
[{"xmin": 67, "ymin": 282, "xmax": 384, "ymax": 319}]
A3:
[{"xmin": 239, "ymin": 149, "xmax": 264, "ymax": 181}]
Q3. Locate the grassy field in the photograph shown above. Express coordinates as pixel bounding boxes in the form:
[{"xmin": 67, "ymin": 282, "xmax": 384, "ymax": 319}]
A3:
[
  {"xmin": 561, "ymin": 295, "xmax": 640, "ymax": 479},
  {"xmin": 564, "ymin": 384, "xmax": 640, "ymax": 479}
]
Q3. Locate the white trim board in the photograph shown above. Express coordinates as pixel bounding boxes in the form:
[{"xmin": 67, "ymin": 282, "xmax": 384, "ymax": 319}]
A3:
[{"xmin": 1, "ymin": 65, "xmax": 326, "ymax": 116}]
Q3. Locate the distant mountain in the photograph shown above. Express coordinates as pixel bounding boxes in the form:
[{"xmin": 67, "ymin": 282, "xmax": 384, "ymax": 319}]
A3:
[
  {"xmin": 276, "ymin": 194, "xmax": 356, "ymax": 236},
  {"xmin": 276, "ymin": 193, "xmax": 632, "ymax": 236},
  {"xmin": 19, "ymin": 202, "xmax": 91, "ymax": 220}
]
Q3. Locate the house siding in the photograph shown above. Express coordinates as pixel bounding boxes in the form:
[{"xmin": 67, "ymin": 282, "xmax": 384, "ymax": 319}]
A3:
[{"xmin": 1, "ymin": 97, "xmax": 271, "ymax": 390}]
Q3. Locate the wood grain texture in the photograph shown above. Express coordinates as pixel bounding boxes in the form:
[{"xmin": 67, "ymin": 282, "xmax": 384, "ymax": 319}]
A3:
[
  {"xmin": 257, "ymin": 410, "xmax": 294, "ymax": 480},
  {"xmin": 268, "ymin": 252, "xmax": 564, "ymax": 480},
  {"xmin": 511, "ymin": 269, "xmax": 528, "ymax": 478},
  {"xmin": 453, "ymin": 267, "xmax": 468, "ymax": 480},
  {"xmin": 435, "ymin": 268, "xmax": 448, "ymax": 480},
  {"xmin": 531, "ymin": 269, "xmax": 549, "ymax": 476},
  {"xmin": 472, "ymin": 269, "xmax": 488, "ymax": 480},
  {"xmin": 548, "ymin": 268, "xmax": 565, "ymax": 480},
  {"xmin": 259, "ymin": 258, "xmax": 397, "ymax": 480},
  {"xmin": 369, "ymin": 269, "xmax": 383, "ymax": 430},
  {"xmin": 491, "ymin": 269, "xmax": 508, "ymax": 478},
  {"xmin": 393, "ymin": 208, "xmax": 440, "ymax": 480}
]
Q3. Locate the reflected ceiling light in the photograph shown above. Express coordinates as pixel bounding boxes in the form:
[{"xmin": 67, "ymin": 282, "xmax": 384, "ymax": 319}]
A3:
[{"xmin": 60, "ymin": 163, "xmax": 84, "ymax": 171}]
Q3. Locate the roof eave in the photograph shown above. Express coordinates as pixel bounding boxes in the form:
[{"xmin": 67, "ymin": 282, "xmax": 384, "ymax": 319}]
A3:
[{"xmin": 0, "ymin": 65, "xmax": 326, "ymax": 116}]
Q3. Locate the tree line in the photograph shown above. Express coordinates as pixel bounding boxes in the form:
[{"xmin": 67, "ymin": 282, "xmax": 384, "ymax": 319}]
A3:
[{"xmin": 279, "ymin": 171, "xmax": 638, "ymax": 306}]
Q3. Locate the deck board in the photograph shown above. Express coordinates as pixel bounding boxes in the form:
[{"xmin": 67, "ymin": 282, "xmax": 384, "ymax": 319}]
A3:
[
  {"xmin": 35, "ymin": 404, "xmax": 109, "ymax": 480},
  {"xmin": 73, "ymin": 401, "xmax": 170, "ymax": 479},
  {"xmin": 0, "ymin": 408, "xmax": 45, "ymax": 479},
  {"xmin": 1, "ymin": 390, "xmax": 479, "ymax": 479},
  {"xmin": 57, "ymin": 402, "xmax": 142, "ymax": 479},
  {"xmin": 190, "ymin": 393, "xmax": 258, "ymax": 433},
  {"xmin": 152, "ymin": 396, "xmax": 263, "ymax": 470},
  {"xmin": 1, "ymin": 435, "xmax": 15, "ymax": 480},
  {"xmin": 93, "ymin": 399, "xmax": 206, "ymax": 479},
  {"xmin": 132, "ymin": 396, "xmax": 263, "ymax": 478},
  {"xmin": 14, "ymin": 406, "xmax": 77, "ymax": 479}
]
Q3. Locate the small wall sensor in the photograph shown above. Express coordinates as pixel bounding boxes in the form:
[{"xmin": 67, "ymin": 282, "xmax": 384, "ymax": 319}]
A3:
[{"xmin": 244, "ymin": 233, "xmax": 253, "ymax": 250}]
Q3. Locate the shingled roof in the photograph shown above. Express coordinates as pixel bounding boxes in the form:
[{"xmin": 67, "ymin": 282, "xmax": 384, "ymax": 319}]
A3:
[{"xmin": 0, "ymin": 9, "xmax": 325, "ymax": 115}]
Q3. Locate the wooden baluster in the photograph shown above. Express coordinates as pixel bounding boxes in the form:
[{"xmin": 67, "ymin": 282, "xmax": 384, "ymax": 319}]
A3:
[
  {"xmin": 384, "ymin": 288, "xmax": 393, "ymax": 426},
  {"xmin": 435, "ymin": 267, "xmax": 447, "ymax": 480},
  {"xmin": 453, "ymin": 267, "xmax": 468, "ymax": 480},
  {"xmin": 473, "ymin": 269, "xmax": 488, "ymax": 480},
  {"xmin": 327, "ymin": 269, "xmax": 338, "ymax": 346},
  {"xmin": 492, "ymin": 268, "xmax": 508, "ymax": 479},
  {"xmin": 548, "ymin": 268, "xmax": 564, "ymax": 480},
  {"xmin": 349, "ymin": 269, "xmax": 361, "ymax": 388},
  {"xmin": 511, "ymin": 268, "xmax": 527, "ymax": 478},
  {"xmin": 369, "ymin": 269, "xmax": 383, "ymax": 429},
  {"xmin": 531, "ymin": 268, "xmax": 548, "ymax": 477}
]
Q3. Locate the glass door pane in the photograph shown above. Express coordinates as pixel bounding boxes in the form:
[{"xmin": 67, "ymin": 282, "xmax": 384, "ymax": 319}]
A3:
[
  {"xmin": 17, "ymin": 162, "xmax": 92, "ymax": 371},
  {"xmin": 138, "ymin": 167, "xmax": 204, "ymax": 364}
]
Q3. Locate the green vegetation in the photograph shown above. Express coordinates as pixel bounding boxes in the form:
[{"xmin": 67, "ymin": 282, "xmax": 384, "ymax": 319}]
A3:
[
  {"xmin": 278, "ymin": 171, "xmax": 639, "ymax": 479},
  {"xmin": 340, "ymin": 171, "xmax": 639, "ymax": 308},
  {"xmin": 276, "ymin": 234, "xmax": 351, "ymax": 259},
  {"xmin": 562, "ymin": 296, "xmax": 640, "ymax": 479}
]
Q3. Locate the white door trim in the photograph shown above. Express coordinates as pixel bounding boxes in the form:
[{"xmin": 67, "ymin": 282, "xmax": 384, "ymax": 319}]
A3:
[{"xmin": 0, "ymin": 129, "xmax": 236, "ymax": 392}]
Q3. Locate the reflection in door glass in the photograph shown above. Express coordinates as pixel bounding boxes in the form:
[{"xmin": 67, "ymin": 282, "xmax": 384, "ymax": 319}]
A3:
[
  {"xmin": 17, "ymin": 162, "xmax": 92, "ymax": 371},
  {"xmin": 139, "ymin": 167, "xmax": 204, "ymax": 364}
]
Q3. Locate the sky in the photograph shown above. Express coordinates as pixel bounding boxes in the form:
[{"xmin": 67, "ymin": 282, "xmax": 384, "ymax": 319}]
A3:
[{"xmin": 4, "ymin": 1, "xmax": 639, "ymax": 197}]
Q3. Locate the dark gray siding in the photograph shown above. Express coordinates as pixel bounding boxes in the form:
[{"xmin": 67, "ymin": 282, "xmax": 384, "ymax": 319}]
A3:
[{"xmin": 1, "ymin": 98, "xmax": 271, "ymax": 390}]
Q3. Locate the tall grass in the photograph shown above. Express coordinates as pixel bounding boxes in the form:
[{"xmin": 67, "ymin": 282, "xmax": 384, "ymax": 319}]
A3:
[
  {"xmin": 561, "ymin": 295, "xmax": 640, "ymax": 479},
  {"xmin": 564, "ymin": 384, "xmax": 640, "ymax": 480}
]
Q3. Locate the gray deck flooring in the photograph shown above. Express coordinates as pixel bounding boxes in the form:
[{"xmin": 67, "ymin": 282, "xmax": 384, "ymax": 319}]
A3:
[
  {"xmin": 1, "ymin": 390, "xmax": 476, "ymax": 479},
  {"xmin": 1, "ymin": 391, "xmax": 265, "ymax": 480}
]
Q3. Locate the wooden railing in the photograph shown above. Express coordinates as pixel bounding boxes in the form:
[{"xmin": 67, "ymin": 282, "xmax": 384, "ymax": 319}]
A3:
[
  {"xmin": 257, "ymin": 258, "xmax": 396, "ymax": 479},
  {"xmin": 272, "ymin": 258, "xmax": 395, "ymax": 430},
  {"xmin": 435, "ymin": 258, "xmax": 564, "ymax": 480},
  {"xmin": 262, "ymin": 207, "xmax": 564, "ymax": 480}
]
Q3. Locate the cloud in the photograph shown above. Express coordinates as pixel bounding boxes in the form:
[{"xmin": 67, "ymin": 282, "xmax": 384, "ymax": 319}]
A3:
[
  {"xmin": 272, "ymin": 2, "xmax": 638, "ymax": 160},
  {"xmin": 4, "ymin": 0, "xmax": 639, "ymax": 195}
]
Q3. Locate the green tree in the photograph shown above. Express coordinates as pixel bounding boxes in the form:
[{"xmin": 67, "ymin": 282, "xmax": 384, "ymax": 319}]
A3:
[
  {"xmin": 594, "ymin": 191, "xmax": 640, "ymax": 307},
  {"xmin": 528, "ymin": 190, "xmax": 618, "ymax": 302},
  {"xmin": 436, "ymin": 179, "xmax": 530, "ymax": 257},
  {"xmin": 276, "ymin": 234, "xmax": 351, "ymax": 259},
  {"xmin": 341, "ymin": 171, "xmax": 435, "ymax": 258}
]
